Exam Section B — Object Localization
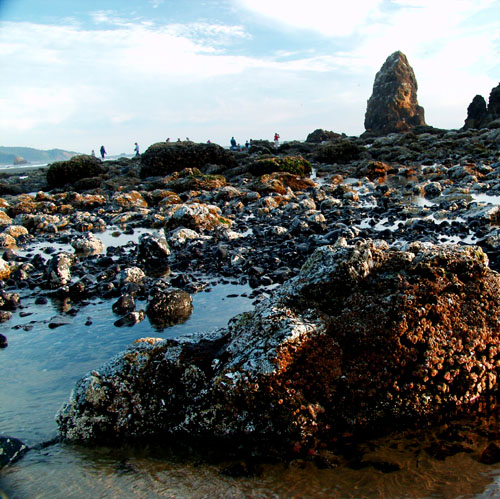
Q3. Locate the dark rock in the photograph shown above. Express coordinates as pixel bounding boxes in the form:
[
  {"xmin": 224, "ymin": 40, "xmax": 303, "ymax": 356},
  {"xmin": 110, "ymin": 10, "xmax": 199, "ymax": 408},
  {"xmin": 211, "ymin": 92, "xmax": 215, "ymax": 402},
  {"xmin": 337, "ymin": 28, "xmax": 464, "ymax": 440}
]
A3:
[
  {"xmin": 137, "ymin": 233, "xmax": 170, "ymax": 273},
  {"xmin": 249, "ymin": 156, "xmax": 312, "ymax": 177},
  {"xmin": 463, "ymin": 83, "xmax": 500, "ymax": 130},
  {"xmin": 314, "ymin": 139, "xmax": 361, "ymax": 163},
  {"xmin": 114, "ymin": 310, "xmax": 145, "ymax": 327},
  {"xmin": 479, "ymin": 442, "xmax": 500, "ymax": 464},
  {"xmin": 112, "ymin": 294, "xmax": 136, "ymax": 315},
  {"xmin": 463, "ymin": 95, "xmax": 488, "ymax": 129},
  {"xmin": 46, "ymin": 155, "xmax": 102, "ymax": 188},
  {"xmin": 364, "ymin": 51, "xmax": 426, "ymax": 135},
  {"xmin": 306, "ymin": 129, "xmax": 343, "ymax": 143},
  {"xmin": 0, "ymin": 290, "xmax": 20, "ymax": 310},
  {"xmin": 0, "ymin": 333, "xmax": 7, "ymax": 348},
  {"xmin": 146, "ymin": 288, "xmax": 193, "ymax": 327},
  {"xmin": 0, "ymin": 435, "xmax": 29, "ymax": 468},
  {"xmin": 140, "ymin": 142, "xmax": 236, "ymax": 179}
]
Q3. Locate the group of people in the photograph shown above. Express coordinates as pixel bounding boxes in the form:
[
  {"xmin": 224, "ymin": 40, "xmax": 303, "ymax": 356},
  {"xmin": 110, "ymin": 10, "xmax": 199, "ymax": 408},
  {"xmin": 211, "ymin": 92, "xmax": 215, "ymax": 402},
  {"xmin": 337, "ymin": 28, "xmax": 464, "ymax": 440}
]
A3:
[
  {"xmin": 91, "ymin": 142, "xmax": 140, "ymax": 160},
  {"xmin": 230, "ymin": 133, "xmax": 280, "ymax": 151},
  {"xmin": 90, "ymin": 133, "xmax": 281, "ymax": 159}
]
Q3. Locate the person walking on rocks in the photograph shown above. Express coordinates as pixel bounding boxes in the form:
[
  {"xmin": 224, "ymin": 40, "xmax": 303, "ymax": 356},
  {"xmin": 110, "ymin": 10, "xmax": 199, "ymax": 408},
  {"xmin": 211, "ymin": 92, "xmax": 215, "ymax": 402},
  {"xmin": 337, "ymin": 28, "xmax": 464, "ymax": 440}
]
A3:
[
  {"xmin": 230, "ymin": 136, "xmax": 237, "ymax": 150},
  {"xmin": 134, "ymin": 142, "xmax": 140, "ymax": 156},
  {"xmin": 274, "ymin": 132, "xmax": 280, "ymax": 148},
  {"xmin": 100, "ymin": 145, "xmax": 106, "ymax": 160}
]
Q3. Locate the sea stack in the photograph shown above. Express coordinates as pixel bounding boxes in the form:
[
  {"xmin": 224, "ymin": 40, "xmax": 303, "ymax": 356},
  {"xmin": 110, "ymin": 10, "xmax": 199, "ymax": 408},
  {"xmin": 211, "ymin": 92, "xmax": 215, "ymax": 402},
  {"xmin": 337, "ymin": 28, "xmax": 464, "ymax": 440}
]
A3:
[
  {"xmin": 463, "ymin": 83, "xmax": 500, "ymax": 129},
  {"xmin": 364, "ymin": 51, "xmax": 426, "ymax": 135}
]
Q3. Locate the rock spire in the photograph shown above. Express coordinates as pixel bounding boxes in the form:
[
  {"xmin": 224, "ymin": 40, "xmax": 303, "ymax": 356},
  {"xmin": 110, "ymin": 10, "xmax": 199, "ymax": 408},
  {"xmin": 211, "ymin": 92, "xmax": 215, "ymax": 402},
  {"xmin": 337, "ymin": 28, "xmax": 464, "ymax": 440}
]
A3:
[
  {"xmin": 364, "ymin": 51, "xmax": 426, "ymax": 135},
  {"xmin": 463, "ymin": 83, "xmax": 500, "ymax": 129}
]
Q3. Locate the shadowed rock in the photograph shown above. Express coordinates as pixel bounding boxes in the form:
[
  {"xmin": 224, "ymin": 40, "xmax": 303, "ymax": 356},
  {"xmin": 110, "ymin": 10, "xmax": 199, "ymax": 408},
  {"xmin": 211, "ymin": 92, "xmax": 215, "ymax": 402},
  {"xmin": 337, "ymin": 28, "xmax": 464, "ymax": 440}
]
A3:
[
  {"xmin": 464, "ymin": 83, "xmax": 500, "ymax": 129},
  {"xmin": 364, "ymin": 51, "xmax": 426, "ymax": 135},
  {"xmin": 140, "ymin": 142, "xmax": 236, "ymax": 179},
  {"xmin": 0, "ymin": 435, "xmax": 29, "ymax": 469},
  {"xmin": 46, "ymin": 155, "xmax": 102, "ymax": 188}
]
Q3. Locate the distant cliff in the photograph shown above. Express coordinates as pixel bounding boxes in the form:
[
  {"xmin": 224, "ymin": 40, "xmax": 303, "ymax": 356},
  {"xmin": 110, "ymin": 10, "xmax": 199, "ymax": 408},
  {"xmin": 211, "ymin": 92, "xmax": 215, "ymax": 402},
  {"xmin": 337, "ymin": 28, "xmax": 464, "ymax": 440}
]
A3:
[{"xmin": 0, "ymin": 146, "xmax": 80, "ymax": 165}]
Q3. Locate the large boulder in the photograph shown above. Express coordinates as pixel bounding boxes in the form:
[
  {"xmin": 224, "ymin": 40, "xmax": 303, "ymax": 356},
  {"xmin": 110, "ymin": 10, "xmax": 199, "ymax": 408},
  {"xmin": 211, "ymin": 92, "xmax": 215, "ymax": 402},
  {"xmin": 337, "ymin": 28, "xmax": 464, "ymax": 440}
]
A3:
[
  {"xmin": 46, "ymin": 155, "xmax": 102, "ymax": 188},
  {"xmin": 364, "ymin": 51, "xmax": 426, "ymax": 135},
  {"xmin": 146, "ymin": 288, "xmax": 193, "ymax": 327},
  {"xmin": 57, "ymin": 241, "xmax": 500, "ymax": 450},
  {"xmin": 249, "ymin": 156, "xmax": 312, "ymax": 177},
  {"xmin": 314, "ymin": 139, "xmax": 361, "ymax": 163},
  {"xmin": 305, "ymin": 129, "xmax": 342, "ymax": 143},
  {"xmin": 163, "ymin": 203, "xmax": 232, "ymax": 232},
  {"xmin": 140, "ymin": 142, "xmax": 236, "ymax": 179}
]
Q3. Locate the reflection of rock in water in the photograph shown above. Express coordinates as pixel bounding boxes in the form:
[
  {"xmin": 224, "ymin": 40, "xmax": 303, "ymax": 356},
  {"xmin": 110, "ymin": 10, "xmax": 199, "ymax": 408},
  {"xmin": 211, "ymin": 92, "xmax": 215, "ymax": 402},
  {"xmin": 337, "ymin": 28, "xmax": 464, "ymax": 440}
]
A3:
[{"xmin": 58, "ymin": 240, "xmax": 500, "ymax": 455}]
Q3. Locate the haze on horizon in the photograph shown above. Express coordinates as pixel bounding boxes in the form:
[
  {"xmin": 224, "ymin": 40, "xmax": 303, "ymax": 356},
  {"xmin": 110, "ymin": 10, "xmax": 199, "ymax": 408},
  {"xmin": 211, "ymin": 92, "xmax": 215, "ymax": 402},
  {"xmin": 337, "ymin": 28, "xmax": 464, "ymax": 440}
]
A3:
[{"xmin": 0, "ymin": 0, "xmax": 498, "ymax": 156}]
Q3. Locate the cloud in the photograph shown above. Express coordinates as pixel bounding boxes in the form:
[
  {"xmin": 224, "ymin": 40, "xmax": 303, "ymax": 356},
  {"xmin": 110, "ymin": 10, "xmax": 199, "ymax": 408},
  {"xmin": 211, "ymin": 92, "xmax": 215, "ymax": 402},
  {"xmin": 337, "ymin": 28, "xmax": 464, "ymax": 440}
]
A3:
[{"xmin": 235, "ymin": 0, "xmax": 385, "ymax": 37}]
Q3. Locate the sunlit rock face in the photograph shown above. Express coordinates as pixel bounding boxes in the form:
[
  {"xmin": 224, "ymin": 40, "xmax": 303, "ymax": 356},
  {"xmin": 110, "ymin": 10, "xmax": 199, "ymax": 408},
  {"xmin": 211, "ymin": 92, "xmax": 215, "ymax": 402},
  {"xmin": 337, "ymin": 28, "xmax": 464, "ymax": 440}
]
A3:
[
  {"xmin": 364, "ymin": 51, "xmax": 426, "ymax": 135},
  {"xmin": 57, "ymin": 240, "xmax": 500, "ymax": 450}
]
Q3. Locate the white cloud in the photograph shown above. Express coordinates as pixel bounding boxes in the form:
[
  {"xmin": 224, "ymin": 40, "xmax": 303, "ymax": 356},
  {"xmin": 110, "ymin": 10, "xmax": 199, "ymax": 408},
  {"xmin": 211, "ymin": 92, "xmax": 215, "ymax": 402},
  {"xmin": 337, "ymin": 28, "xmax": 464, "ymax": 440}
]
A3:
[{"xmin": 235, "ymin": 0, "xmax": 384, "ymax": 37}]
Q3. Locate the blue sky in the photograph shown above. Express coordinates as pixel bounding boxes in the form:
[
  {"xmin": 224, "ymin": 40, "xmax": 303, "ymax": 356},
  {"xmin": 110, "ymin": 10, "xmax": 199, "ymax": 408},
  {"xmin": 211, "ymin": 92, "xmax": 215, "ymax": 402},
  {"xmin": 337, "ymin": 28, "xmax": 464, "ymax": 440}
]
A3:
[{"xmin": 0, "ymin": 0, "xmax": 498, "ymax": 155}]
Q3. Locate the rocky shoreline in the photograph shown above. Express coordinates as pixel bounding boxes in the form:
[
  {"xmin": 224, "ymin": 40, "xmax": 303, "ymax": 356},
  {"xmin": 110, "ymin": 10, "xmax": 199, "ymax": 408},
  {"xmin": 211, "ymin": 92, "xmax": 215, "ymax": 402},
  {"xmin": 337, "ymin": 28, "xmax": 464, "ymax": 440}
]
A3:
[
  {"xmin": 0, "ymin": 123, "xmax": 497, "ymax": 463},
  {"xmin": 1, "ymin": 52, "xmax": 500, "ymax": 467}
]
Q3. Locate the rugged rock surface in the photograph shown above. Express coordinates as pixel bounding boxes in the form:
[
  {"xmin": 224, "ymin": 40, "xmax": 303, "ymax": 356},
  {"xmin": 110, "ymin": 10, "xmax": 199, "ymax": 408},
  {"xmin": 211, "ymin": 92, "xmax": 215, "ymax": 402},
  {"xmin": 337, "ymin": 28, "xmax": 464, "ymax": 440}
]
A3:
[
  {"xmin": 306, "ymin": 129, "xmax": 343, "ymax": 143},
  {"xmin": 464, "ymin": 83, "xmax": 500, "ymax": 129},
  {"xmin": 46, "ymin": 155, "xmax": 102, "ymax": 188},
  {"xmin": 140, "ymin": 142, "xmax": 236, "ymax": 179},
  {"xmin": 364, "ymin": 51, "xmax": 426, "ymax": 135},
  {"xmin": 464, "ymin": 95, "xmax": 488, "ymax": 129},
  {"xmin": 57, "ymin": 240, "xmax": 500, "ymax": 450},
  {"xmin": 145, "ymin": 287, "xmax": 193, "ymax": 327},
  {"xmin": 0, "ymin": 435, "xmax": 29, "ymax": 469},
  {"xmin": 249, "ymin": 156, "xmax": 312, "ymax": 177}
]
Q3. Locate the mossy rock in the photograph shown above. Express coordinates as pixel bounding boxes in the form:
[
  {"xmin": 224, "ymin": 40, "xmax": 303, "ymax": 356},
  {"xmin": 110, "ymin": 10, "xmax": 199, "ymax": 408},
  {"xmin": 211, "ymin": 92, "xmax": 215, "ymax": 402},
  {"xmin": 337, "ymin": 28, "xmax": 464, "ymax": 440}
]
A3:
[
  {"xmin": 46, "ymin": 155, "xmax": 102, "ymax": 188},
  {"xmin": 314, "ymin": 139, "xmax": 361, "ymax": 163},
  {"xmin": 249, "ymin": 156, "xmax": 312, "ymax": 177},
  {"xmin": 165, "ymin": 168, "xmax": 227, "ymax": 192},
  {"xmin": 140, "ymin": 142, "xmax": 236, "ymax": 179}
]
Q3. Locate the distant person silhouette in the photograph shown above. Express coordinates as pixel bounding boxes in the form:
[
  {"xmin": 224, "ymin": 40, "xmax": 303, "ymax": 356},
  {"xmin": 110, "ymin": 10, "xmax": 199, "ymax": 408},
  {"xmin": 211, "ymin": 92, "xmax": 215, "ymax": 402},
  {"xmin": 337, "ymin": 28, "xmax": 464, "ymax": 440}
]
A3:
[
  {"xmin": 91, "ymin": 149, "xmax": 95, "ymax": 157},
  {"xmin": 134, "ymin": 142, "xmax": 140, "ymax": 156},
  {"xmin": 274, "ymin": 133, "xmax": 280, "ymax": 148},
  {"xmin": 230, "ymin": 136, "xmax": 237, "ymax": 150},
  {"xmin": 100, "ymin": 145, "xmax": 106, "ymax": 160}
]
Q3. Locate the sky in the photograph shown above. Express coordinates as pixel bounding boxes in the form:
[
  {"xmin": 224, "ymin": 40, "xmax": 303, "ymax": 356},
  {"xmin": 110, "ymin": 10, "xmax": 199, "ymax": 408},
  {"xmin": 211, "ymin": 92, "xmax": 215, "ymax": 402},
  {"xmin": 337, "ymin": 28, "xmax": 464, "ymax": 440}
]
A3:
[{"xmin": 0, "ymin": 0, "xmax": 498, "ymax": 155}]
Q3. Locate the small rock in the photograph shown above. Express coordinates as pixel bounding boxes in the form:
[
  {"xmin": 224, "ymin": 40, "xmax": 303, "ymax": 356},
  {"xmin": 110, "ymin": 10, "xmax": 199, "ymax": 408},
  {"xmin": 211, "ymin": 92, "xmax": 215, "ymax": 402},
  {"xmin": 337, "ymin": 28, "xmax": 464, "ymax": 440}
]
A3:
[
  {"xmin": 480, "ymin": 442, "xmax": 500, "ymax": 464},
  {"xmin": 0, "ymin": 435, "xmax": 29, "ymax": 468}
]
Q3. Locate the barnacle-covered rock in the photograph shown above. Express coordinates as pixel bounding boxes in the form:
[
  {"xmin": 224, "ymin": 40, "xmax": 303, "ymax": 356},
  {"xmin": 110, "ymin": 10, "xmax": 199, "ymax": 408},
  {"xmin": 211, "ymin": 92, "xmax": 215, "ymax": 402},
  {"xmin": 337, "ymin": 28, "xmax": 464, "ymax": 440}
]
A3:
[
  {"xmin": 71, "ymin": 232, "xmax": 105, "ymax": 256},
  {"xmin": 57, "ymin": 240, "xmax": 500, "ymax": 449},
  {"xmin": 163, "ymin": 203, "xmax": 232, "ymax": 232}
]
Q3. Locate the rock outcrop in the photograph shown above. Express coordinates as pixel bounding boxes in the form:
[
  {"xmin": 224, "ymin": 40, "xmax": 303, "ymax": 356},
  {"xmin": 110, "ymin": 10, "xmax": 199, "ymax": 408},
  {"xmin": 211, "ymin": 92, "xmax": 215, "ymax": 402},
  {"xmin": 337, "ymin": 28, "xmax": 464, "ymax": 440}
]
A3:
[
  {"xmin": 140, "ymin": 142, "xmax": 237, "ymax": 179},
  {"xmin": 46, "ymin": 155, "xmax": 102, "ymax": 188},
  {"xmin": 464, "ymin": 83, "xmax": 500, "ymax": 129},
  {"xmin": 57, "ymin": 240, "xmax": 500, "ymax": 451},
  {"xmin": 364, "ymin": 51, "xmax": 426, "ymax": 135},
  {"xmin": 306, "ymin": 129, "xmax": 342, "ymax": 143}
]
